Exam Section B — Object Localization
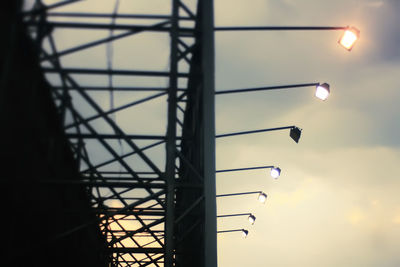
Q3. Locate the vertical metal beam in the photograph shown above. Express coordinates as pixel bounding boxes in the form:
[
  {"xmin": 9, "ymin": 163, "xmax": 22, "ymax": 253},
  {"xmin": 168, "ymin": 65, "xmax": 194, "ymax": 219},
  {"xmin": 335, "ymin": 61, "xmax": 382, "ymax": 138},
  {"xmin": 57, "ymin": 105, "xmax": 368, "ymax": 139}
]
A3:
[
  {"xmin": 200, "ymin": 0, "xmax": 217, "ymax": 266},
  {"xmin": 165, "ymin": 0, "xmax": 180, "ymax": 266}
]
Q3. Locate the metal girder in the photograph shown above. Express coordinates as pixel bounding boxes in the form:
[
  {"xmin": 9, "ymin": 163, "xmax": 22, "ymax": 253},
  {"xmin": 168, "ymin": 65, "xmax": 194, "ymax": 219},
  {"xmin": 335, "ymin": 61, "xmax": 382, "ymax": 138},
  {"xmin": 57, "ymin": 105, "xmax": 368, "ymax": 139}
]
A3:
[{"xmin": 23, "ymin": 0, "xmax": 216, "ymax": 266}]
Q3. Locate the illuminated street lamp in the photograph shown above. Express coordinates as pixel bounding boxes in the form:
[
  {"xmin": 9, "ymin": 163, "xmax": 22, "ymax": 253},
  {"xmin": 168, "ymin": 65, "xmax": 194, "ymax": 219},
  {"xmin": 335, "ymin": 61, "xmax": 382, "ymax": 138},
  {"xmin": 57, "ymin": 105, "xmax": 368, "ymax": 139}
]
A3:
[
  {"xmin": 315, "ymin": 83, "xmax": 330, "ymax": 101},
  {"xmin": 215, "ymin": 25, "xmax": 360, "ymax": 51},
  {"xmin": 217, "ymin": 229, "xmax": 249, "ymax": 238},
  {"xmin": 216, "ymin": 165, "xmax": 281, "ymax": 179},
  {"xmin": 258, "ymin": 192, "xmax": 267, "ymax": 203},
  {"xmin": 217, "ymin": 213, "xmax": 257, "ymax": 225},
  {"xmin": 217, "ymin": 191, "xmax": 268, "ymax": 204},
  {"xmin": 248, "ymin": 214, "xmax": 256, "ymax": 225},
  {"xmin": 216, "ymin": 82, "xmax": 330, "ymax": 102},
  {"xmin": 338, "ymin": 27, "xmax": 360, "ymax": 51},
  {"xmin": 270, "ymin": 167, "xmax": 281, "ymax": 179}
]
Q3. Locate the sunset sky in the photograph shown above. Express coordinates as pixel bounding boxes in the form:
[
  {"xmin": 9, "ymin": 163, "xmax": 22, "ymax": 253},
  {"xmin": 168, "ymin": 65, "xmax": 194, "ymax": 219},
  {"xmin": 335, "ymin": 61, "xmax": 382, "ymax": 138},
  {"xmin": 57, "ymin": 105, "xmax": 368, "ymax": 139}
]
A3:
[{"xmin": 28, "ymin": 0, "xmax": 400, "ymax": 266}]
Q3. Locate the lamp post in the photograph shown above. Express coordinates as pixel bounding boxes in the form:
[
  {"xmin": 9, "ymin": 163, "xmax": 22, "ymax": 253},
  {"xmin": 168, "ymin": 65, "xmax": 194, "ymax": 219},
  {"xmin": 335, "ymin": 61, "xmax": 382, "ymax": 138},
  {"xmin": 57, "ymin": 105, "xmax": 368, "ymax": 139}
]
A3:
[
  {"xmin": 215, "ymin": 82, "xmax": 331, "ymax": 101},
  {"xmin": 216, "ymin": 165, "xmax": 281, "ymax": 179},
  {"xmin": 217, "ymin": 213, "xmax": 257, "ymax": 225},
  {"xmin": 214, "ymin": 26, "xmax": 360, "ymax": 51},
  {"xmin": 217, "ymin": 191, "xmax": 268, "ymax": 204},
  {"xmin": 217, "ymin": 229, "xmax": 249, "ymax": 238},
  {"xmin": 216, "ymin": 125, "xmax": 302, "ymax": 143}
]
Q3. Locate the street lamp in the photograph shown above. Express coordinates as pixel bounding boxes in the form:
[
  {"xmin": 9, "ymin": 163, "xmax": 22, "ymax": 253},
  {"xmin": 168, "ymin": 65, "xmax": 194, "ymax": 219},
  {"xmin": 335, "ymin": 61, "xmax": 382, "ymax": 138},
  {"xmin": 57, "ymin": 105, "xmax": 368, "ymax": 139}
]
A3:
[
  {"xmin": 216, "ymin": 82, "xmax": 331, "ymax": 101},
  {"xmin": 270, "ymin": 167, "xmax": 281, "ymax": 179},
  {"xmin": 338, "ymin": 26, "xmax": 360, "ymax": 51},
  {"xmin": 315, "ymin": 83, "xmax": 330, "ymax": 101},
  {"xmin": 215, "ymin": 25, "xmax": 360, "ymax": 51},
  {"xmin": 216, "ymin": 165, "xmax": 281, "ymax": 179},
  {"xmin": 248, "ymin": 214, "xmax": 256, "ymax": 225},
  {"xmin": 258, "ymin": 192, "xmax": 267, "ymax": 203},
  {"xmin": 217, "ymin": 191, "xmax": 268, "ymax": 204},
  {"xmin": 217, "ymin": 229, "xmax": 249, "ymax": 238},
  {"xmin": 217, "ymin": 213, "xmax": 257, "ymax": 225},
  {"xmin": 216, "ymin": 125, "xmax": 302, "ymax": 143}
]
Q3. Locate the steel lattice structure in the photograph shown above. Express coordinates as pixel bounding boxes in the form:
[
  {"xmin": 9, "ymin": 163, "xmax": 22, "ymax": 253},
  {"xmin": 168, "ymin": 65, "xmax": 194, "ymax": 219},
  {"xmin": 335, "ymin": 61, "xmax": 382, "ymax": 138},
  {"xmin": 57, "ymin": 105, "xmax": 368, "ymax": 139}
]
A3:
[{"xmin": 22, "ymin": 0, "xmax": 216, "ymax": 266}]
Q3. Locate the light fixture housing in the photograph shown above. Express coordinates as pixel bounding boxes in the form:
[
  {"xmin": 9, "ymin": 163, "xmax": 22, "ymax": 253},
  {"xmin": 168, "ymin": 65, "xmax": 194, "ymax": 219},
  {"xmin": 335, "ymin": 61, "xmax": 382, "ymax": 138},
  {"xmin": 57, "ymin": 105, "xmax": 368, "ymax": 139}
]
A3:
[
  {"xmin": 248, "ymin": 214, "xmax": 256, "ymax": 225},
  {"xmin": 242, "ymin": 229, "xmax": 249, "ymax": 238},
  {"xmin": 290, "ymin": 127, "xmax": 302, "ymax": 143},
  {"xmin": 258, "ymin": 192, "xmax": 267, "ymax": 203},
  {"xmin": 315, "ymin": 83, "xmax": 330, "ymax": 101},
  {"xmin": 339, "ymin": 26, "xmax": 360, "ymax": 51},
  {"xmin": 270, "ymin": 167, "xmax": 281, "ymax": 179}
]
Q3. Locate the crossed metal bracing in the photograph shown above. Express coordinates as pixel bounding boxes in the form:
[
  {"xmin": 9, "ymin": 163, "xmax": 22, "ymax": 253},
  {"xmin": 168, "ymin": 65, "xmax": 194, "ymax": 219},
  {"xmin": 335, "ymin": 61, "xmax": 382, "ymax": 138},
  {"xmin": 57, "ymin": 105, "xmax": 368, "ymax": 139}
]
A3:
[{"xmin": 22, "ymin": 0, "xmax": 210, "ymax": 266}]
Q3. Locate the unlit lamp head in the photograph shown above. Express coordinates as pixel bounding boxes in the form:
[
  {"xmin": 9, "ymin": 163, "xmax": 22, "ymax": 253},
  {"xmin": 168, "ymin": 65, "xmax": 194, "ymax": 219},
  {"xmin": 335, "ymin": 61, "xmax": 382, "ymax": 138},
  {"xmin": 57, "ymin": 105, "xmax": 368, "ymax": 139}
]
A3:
[
  {"xmin": 339, "ymin": 27, "xmax": 360, "ymax": 51},
  {"xmin": 258, "ymin": 192, "xmax": 267, "ymax": 203},
  {"xmin": 270, "ymin": 167, "xmax": 281, "ymax": 179},
  {"xmin": 315, "ymin": 83, "xmax": 330, "ymax": 101}
]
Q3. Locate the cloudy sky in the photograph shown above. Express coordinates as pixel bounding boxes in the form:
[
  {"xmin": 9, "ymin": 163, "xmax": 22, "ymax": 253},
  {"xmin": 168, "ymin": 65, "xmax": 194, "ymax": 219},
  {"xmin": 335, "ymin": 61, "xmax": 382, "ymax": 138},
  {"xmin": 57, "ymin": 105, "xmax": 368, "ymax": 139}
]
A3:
[
  {"xmin": 29, "ymin": 0, "xmax": 400, "ymax": 266},
  {"xmin": 214, "ymin": 1, "xmax": 400, "ymax": 266}
]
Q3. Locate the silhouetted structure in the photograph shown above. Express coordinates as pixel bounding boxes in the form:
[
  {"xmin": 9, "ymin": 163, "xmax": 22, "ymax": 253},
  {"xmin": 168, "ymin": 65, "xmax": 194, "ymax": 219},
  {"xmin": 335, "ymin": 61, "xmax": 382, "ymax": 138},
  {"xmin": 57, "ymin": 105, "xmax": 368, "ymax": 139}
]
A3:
[
  {"xmin": 1, "ymin": 1, "xmax": 216, "ymax": 266},
  {"xmin": 0, "ymin": 1, "xmax": 109, "ymax": 266}
]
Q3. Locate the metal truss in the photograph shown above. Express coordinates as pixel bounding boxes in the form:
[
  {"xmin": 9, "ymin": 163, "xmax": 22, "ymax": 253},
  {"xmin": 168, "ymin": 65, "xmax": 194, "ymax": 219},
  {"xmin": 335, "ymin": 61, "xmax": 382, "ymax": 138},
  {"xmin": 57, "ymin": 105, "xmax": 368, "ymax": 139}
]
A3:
[{"xmin": 23, "ymin": 0, "xmax": 215, "ymax": 266}]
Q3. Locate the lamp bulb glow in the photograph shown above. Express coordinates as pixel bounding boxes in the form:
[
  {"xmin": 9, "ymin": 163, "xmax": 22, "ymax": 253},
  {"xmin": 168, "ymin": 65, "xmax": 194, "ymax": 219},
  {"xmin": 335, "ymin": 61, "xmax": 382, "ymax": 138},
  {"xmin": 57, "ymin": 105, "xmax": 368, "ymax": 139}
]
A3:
[
  {"xmin": 270, "ymin": 167, "xmax": 281, "ymax": 179},
  {"xmin": 258, "ymin": 192, "xmax": 267, "ymax": 203},
  {"xmin": 339, "ymin": 27, "xmax": 360, "ymax": 51},
  {"xmin": 315, "ymin": 83, "xmax": 330, "ymax": 101},
  {"xmin": 248, "ymin": 214, "xmax": 256, "ymax": 225}
]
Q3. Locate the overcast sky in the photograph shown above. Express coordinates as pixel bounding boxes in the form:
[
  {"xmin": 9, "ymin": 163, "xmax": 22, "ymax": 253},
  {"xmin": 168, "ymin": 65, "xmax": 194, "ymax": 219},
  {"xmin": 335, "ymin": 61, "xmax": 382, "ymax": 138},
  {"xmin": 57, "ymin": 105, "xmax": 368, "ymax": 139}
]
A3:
[
  {"xmin": 29, "ymin": 0, "xmax": 400, "ymax": 266},
  {"xmin": 214, "ymin": 1, "xmax": 400, "ymax": 266}
]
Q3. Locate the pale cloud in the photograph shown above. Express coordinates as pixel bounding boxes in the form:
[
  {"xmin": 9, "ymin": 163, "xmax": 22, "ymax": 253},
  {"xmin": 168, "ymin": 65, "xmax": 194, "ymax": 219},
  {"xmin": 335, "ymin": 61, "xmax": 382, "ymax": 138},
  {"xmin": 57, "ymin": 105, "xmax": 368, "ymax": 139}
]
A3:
[{"xmin": 366, "ymin": 1, "xmax": 385, "ymax": 8}]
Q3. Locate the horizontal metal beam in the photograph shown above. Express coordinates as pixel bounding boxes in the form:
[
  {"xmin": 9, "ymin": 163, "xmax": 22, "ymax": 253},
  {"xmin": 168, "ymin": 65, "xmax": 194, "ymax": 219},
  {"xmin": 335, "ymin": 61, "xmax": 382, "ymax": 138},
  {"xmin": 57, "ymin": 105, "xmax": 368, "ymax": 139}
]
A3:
[
  {"xmin": 98, "ymin": 210, "xmax": 165, "ymax": 216},
  {"xmin": 6, "ymin": 180, "xmax": 203, "ymax": 189},
  {"xmin": 66, "ymin": 133, "xmax": 168, "ymax": 140},
  {"xmin": 108, "ymin": 247, "xmax": 164, "ymax": 254},
  {"xmin": 25, "ymin": 21, "xmax": 194, "ymax": 33},
  {"xmin": 42, "ymin": 67, "xmax": 189, "ymax": 78},
  {"xmin": 40, "ymin": 180, "xmax": 166, "ymax": 189},
  {"xmin": 52, "ymin": 86, "xmax": 175, "ymax": 92},
  {"xmin": 45, "ymin": 12, "xmax": 193, "ymax": 21}
]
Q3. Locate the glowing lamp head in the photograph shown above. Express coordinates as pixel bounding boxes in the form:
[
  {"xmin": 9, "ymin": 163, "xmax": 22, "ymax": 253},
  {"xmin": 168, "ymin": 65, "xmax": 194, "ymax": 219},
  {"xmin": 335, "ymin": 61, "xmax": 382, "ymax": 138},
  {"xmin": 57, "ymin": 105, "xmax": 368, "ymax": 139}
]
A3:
[
  {"xmin": 248, "ymin": 214, "xmax": 256, "ymax": 225},
  {"xmin": 242, "ymin": 229, "xmax": 249, "ymax": 238},
  {"xmin": 315, "ymin": 83, "xmax": 330, "ymax": 101},
  {"xmin": 339, "ymin": 27, "xmax": 360, "ymax": 51},
  {"xmin": 270, "ymin": 167, "xmax": 281, "ymax": 179},
  {"xmin": 258, "ymin": 192, "xmax": 267, "ymax": 203}
]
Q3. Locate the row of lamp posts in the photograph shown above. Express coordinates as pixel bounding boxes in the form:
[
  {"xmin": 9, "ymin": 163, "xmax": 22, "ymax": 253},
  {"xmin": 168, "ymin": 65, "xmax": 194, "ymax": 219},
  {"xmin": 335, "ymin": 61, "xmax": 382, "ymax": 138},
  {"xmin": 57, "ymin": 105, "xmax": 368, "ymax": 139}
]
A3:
[{"xmin": 215, "ymin": 26, "xmax": 359, "ymax": 237}]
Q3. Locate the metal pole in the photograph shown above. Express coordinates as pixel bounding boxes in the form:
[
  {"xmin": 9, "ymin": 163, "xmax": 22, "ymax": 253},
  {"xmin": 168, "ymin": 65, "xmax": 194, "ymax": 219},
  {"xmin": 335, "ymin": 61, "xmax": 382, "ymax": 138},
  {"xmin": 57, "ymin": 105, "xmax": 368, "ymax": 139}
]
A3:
[
  {"xmin": 201, "ymin": 0, "xmax": 217, "ymax": 266},
  {"xmin": 165, "ymin": 0, "xmax": 179, "ymax": 266},
  {"xmin": 216, "ymin": 126, "xmax": 295, "ymax": 138},
  {"xmin": 214, "ymin": 26, "xmax": 347, "ymax": 31},
  {"xmin": 215, "ymin": 83, "xmax": 319, "ymax": 95},
  {"xmin": 216, "ymin": 191, "xmax": 262, "ymax": 198},
  {"xmin": 216, "ymin": 166, "xmax": 274, "ymax": 173},
  {"xmin": 217, "ymin": 213, "xmax": 251, "ymax": 218}
]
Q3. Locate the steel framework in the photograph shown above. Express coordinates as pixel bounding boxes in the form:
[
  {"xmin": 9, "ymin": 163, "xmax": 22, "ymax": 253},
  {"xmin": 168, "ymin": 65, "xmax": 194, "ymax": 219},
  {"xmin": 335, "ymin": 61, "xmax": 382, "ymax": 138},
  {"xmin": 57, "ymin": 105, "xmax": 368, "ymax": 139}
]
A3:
[{"xmin": 23, "ymin": 0, "xmax": 216, "ymax": 266}]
